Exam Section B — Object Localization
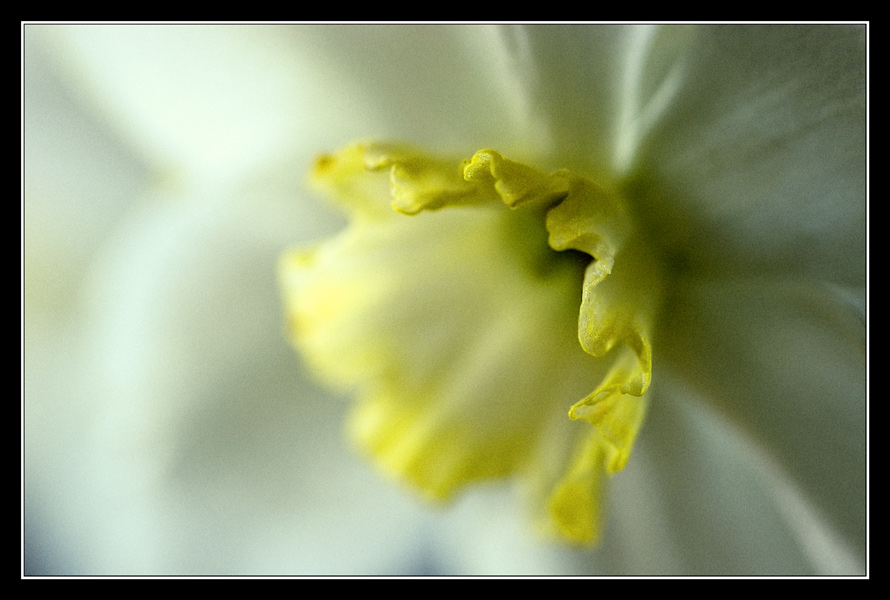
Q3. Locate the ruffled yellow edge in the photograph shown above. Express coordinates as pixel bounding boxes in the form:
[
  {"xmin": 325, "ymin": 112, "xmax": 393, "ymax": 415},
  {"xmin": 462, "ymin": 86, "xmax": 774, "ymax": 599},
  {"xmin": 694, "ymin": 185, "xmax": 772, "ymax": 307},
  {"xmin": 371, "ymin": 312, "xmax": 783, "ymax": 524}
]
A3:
[{"xmin": 287, "ymin": 141, "xmax": 663, "ymax": 545}]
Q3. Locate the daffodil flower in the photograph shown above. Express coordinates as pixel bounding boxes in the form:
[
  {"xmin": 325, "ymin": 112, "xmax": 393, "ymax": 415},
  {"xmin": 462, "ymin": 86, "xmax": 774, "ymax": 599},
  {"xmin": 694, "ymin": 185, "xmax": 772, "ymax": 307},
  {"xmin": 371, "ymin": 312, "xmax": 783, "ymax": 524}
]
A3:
[
  {"xmin": 279, "ymin": 24, "xmax": 866, "ymax": 573},
  {"xmin": 25, "ymin": 24, "xmax": 866, "ymax": 576},
  {"xmin": 280, "ymin": 142, "xmax": 660, "ymax": 544}
]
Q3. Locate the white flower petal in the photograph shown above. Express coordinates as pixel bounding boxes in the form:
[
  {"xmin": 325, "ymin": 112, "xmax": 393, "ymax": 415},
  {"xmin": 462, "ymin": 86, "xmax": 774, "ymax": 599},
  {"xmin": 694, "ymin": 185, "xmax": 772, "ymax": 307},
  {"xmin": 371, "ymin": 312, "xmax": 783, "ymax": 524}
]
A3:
[
  {"xmin": 26, "ymin": 24, "xmax": 385, "ymax": 189},
  {"xmin": 274, "ymin": 25, "xmax": 526, "ymax": 152},
  {"xmin": 603, "ymin": 378, "xmax": 853, "ymax": 575},
  {"xmin": 58, "ymin": 189, "xmax": 429, "ymax": 574},
  {"xmin": 25, "ymin": 31, "xmax": 156, "ymax": 574},
  {"xmin": 632, "ymin": 25, "xmax": 866, "ymax": 287},
  {"xmin": 656, "ymin": 278, "xmax": 866, "ymax": 574},
  {"xmin": 23, "ymin": 29, "xmax": 151, "ymax": 312},
  {"xmin": 24, "ymin": 25, "xmax": 437, "ymax": 574},
  {"xmin": 490, "ymin": 24, "xmax": 632, "ymax": 172},
  {"xmin": 489, "ymin": 25, "xmax": 699, "ymax": 177}
]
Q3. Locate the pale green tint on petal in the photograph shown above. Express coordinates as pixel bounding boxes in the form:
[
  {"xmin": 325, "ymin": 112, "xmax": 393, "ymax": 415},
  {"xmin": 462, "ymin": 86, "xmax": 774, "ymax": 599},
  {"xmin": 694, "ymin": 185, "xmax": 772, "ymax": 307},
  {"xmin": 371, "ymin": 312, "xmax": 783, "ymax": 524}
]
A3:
[
  {"xmin": 630, "ymin": 25, "xmax": 866, "ymax": 287},
  {"xmin": 658, "ymin": 278, "xmax": 866, "ymax": 572}
]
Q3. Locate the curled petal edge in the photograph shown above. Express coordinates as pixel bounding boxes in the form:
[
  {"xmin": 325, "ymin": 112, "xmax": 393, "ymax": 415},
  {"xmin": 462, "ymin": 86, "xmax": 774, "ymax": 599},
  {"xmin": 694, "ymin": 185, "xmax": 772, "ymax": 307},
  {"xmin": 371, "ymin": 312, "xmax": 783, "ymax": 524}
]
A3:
[{"xmin": 294, "ymin": 142, "xmax": 665, "ymax": 544}]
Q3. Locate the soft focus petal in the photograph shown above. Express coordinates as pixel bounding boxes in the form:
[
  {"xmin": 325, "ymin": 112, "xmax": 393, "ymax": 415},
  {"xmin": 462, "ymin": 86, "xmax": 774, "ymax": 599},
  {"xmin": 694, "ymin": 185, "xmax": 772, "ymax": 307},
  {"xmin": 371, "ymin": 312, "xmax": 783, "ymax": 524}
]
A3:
[
  {"xmin": 75, "ymin": 189, "xmax": 432, "ymax": 574},
  {"xmin": 603, "ymin": 379, "xmax": 849, "ymax": 575},
  {"xmin": 269, "ymin": 25, "xmax": 527, "ymax": 152},
  {"xmin": 26, "ymin": 25, "xmax": 384, "ymax": 190},
  {"xmin": 631, "ymin": 25, "xmax": 866, "ymax": 287},
  {"xmin": 24, "ymin": 28, "xmax": 157, "ymax": 574},
  {"xmin": 23, "ymin": 29, "xmax": 151, "ymax": 319},
  {"xmin": 657, "ymin": 278, "xmax": 866, "ymax": 574},
  {"xmin": 25, "ymin": 24, "xmax": 457, "ymax": 575}
]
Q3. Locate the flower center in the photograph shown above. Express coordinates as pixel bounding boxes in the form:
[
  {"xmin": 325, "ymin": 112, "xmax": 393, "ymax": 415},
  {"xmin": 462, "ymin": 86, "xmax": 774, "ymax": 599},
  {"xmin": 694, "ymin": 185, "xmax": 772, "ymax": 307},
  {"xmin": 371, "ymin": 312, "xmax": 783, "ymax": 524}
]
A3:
[{"xmin": 279, "ymin": 141, "xmax": 665, "ymax": 544}]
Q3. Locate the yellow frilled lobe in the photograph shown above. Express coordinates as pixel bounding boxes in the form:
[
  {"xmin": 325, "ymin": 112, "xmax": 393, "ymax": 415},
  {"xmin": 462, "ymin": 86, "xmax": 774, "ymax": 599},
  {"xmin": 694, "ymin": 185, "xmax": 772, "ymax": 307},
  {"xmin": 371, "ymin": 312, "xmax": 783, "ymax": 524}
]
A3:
[{"xmin": 278, "ymin": 141, "xmax": 664, "ymax": 544}]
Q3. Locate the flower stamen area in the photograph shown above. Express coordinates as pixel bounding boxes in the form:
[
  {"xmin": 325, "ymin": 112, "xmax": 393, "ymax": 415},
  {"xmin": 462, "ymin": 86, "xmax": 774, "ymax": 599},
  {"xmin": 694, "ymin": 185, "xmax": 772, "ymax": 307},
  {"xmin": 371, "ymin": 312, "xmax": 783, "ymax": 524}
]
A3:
[{"xmin": 279, "ymin": 141, "xmax": 665, "ymax": 544}]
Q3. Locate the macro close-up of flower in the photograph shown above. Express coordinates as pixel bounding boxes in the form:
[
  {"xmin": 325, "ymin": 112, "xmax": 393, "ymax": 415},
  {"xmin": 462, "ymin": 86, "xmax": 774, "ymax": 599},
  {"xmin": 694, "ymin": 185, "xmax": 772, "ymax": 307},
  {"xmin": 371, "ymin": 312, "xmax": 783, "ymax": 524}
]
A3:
[{"xmin": 23, "ymin": 23, "xmax": 866, "ymax": 576}]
